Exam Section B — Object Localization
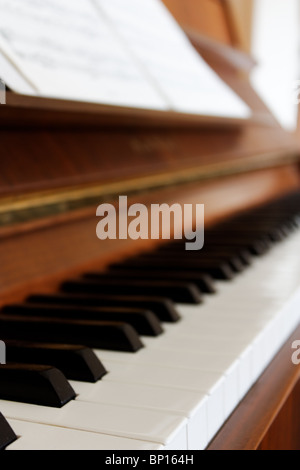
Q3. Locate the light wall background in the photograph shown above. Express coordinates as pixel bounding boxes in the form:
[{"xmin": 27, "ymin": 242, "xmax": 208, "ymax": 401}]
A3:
[{"xmin": 250, "ymin": 0, "xmax": 299, "ymax": 131}]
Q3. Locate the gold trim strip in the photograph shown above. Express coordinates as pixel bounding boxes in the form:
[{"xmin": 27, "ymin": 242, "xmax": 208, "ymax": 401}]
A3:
[{"xmin": 0, "ymin": 150, "xmax": 299, "ymax": 225}]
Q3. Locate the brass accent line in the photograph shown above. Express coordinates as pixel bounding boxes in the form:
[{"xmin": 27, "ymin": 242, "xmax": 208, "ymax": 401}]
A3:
[{"xmin": 0, "ymin": 150, "xmax": 299, "ymax": 223}]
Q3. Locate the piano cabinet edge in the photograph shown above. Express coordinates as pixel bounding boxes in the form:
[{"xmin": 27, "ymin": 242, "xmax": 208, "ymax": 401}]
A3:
[
  {"xmin": 207, "ymin": 323, "xmax": 300, "ymax": 450},
  {"xmin": 2, "ymin": 91, "xmax": 258, "ymax": 130}
]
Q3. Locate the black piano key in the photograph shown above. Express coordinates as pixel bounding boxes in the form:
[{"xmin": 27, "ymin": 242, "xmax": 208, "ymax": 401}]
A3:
[
  {"xmin": 268, "ymin": 227, "xmax": 288, "ymax": 242},
  {"xmin": 5, "ymin": 340, "xmax": 107, "ymax": 383},
  {"xmin": 0, "ymin": 364, "xmax": 75, "ymax": 408},
  {"xmin": 0, "ymin": 315, "xmax": 143, "ymax": 352},
  {"xmin": 156, "ymin": 246, "xmax": 252, "ymax": 266},
  {"xmin": 208, "ymin": 249, "xmax": 252, "ymax": 266},
  {"xmin": 210, "ymin": 220, "xmax": 292, "ymax": 241},
  {"xmin": 156, "ymin": 244, "xmax": 252, "ymax": 265},
  {"xmin": 61, "ymin": 279, "xmax": 202, "ymax": 304},
  {"xmin": 83, "ymin": 271, "xmax": 215, "ymax": 294},
  {"xmin": 134, "ymin": 252, "xmax": 245, "ymax": 273},
  {"xmin": 27, "ymin": 294, "xmax": 181, "ymax": 323},
  {"xmin": 0, "ymin": 413, "xmax": 18, "ymax": 450},
  {"xmin": 204, "ymin": 238, "xmax": 270, "ymax": 256},
  {"xmin": 2, "ymin": 304, "xmax": 163, "ymax": 337},
  {"xmin": 157, "ymin": 238, "xmax": 269, "ymax": 256},
  {"xmin": 202, "ymin": 256, "xmax": 246, "ymax": 274},
  {"xmin": 110, "ymin": 259, "xmax": 234, "ymax": 280}
]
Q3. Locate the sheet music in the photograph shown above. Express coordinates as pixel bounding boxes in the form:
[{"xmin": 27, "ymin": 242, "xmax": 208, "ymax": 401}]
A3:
[
  {"xmin": 0, "ymin": 0, "xmax": 167, "ymax": 109},
  {"xmin": 94, "ymin": 0, "xmax": 251, "ymax": 118},
  {"xmin": 0, "ymin": 0, "xmax": 250, "ymax": 117}
]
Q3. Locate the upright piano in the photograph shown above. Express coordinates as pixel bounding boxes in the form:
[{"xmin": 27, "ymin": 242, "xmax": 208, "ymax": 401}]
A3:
[{"xmin": 0, "ymin": 0, "xmax": 300, "ymax": 450}]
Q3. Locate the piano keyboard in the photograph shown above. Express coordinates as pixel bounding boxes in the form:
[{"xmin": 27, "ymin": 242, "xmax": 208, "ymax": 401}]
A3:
[{"xmin": 1, "ymin": 191, "xmax": 300, "ymax": 450}]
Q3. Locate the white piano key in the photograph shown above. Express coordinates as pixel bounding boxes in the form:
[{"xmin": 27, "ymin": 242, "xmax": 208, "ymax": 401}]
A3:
[
  {"xmin": 140, "ymin": 337, "xmax": 250, "ymax": 415},
  {"xmin": 0, "ymin": 400, "xmax": 188, "ymax": 449},
  {"xmin": 251, "ymin": 328, "xmax": 269, "ymax": 382},
  {"xmin": 97, "ymin": 348, "xmax": 239, "ymax": 418},
  {"xmin": 97, "ymin": 346, "xmax": 239, "ymax": 375},
  {"xmin": 142, "ymin": 335, "xmax": 253, "ymax": 396},
  {"xmin": 71, "ymin": 381, "xmax": 208, "ymax": 450},
  {"xmin": 238, "ymin": 345, "xmax": 254, "ymax": 398},
  {"xmin": 176, "ymin": 303, "xmax": 280, "ymax": 327},
  {"xmin": 142, "ymin": 331, "xmax": 255, "ymax": 400},
  {"xmin": 162, "ymin": 319, "xmax": 262, "ymax": 341},
  {"xmin": 6, "ymin": 419, "xmax": 163, "ymax": 450},
  {"xmin": 102, "ymin": 360, "xmax": 226, "ymax": 442}
]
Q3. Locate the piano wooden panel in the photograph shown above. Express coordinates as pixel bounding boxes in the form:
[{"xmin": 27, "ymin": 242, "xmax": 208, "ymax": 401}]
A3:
[
  {"xmin": 0, "ymin": 164, "xmax": 299, "ymax": 307},
  {"xmin": 0, "ymin": 91, "xmax": 298, "ymax": 202},
  {"xmin": 162, "ymin": 0, "xmax": 233, "ymax": 46},
  {"xmin": 258, "ymin": 379, "xmax": 300, "ymax": 450}
]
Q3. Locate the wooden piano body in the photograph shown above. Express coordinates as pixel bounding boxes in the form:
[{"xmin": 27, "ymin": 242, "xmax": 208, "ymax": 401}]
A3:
[{"xmin": 1, "ymin": 0, "xmax": 300, "ymax": 450}]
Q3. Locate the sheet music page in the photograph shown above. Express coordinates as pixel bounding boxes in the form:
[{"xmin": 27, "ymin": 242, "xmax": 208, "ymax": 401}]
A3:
[
  {"xmin": 94, "ymin": 0, "xmax": 251, "ymax": 118},
  {"xmin": 0, "ymin": 0, "xmax": 167, "ymax": 109}
]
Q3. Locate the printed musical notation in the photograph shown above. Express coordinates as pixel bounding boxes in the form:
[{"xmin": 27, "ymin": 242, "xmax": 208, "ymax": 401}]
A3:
[
  {"xmin": 0, "ymin": 0, "xmax": 250, "ymax": 117},
  {"xmin": 0, "ymin": 0, "xmax": 166, "ymax": 108},
  {"xmin": 94, "ymin": 0, "xmax": 250, "ymax": 117}
]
